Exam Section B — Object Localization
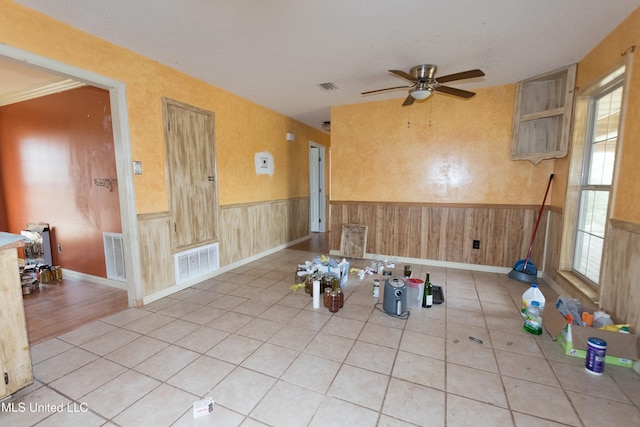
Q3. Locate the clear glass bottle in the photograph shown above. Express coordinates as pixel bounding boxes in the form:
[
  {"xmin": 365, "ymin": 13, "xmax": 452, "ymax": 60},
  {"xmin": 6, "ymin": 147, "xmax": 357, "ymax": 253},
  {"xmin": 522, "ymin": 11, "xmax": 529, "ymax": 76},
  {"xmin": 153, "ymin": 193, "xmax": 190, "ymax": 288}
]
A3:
[
  {"xmin": 422, "ymin": 272, "xmax": 433, "ymax": 308},
  {"xmin": 403, "ymin": 265, "xmax": 412, "ymax": 278},
  {"xmin": 304, "ymin": 274, "xmax": 313, "ymax": 295},
  {"xmin": 336, "ymin": 288, "xmax": 344, "ymax": 308},
  {"xmin": 324, "ymin": 287, "xmax": 331, "ymax": 308},
  {"xmin": 329, "ymin": 291, "xmax": 339, "ymax": 313}
]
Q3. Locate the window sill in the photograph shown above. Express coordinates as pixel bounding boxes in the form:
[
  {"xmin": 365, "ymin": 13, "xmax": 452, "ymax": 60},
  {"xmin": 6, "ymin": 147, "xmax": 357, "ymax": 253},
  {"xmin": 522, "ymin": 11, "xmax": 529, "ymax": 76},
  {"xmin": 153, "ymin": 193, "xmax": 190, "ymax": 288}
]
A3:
[{"xmin": 555, "ymin": 270, "xmax": 599, "ymax": 309}]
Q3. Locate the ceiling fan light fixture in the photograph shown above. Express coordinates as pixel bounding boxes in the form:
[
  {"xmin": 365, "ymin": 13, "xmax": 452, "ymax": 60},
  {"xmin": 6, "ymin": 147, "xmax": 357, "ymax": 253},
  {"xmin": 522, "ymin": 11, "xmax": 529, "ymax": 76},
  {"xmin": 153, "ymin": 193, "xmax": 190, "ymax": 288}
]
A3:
[{"xmin": 410, "ymin": 87, "xmax": 432, "ymax": 100}]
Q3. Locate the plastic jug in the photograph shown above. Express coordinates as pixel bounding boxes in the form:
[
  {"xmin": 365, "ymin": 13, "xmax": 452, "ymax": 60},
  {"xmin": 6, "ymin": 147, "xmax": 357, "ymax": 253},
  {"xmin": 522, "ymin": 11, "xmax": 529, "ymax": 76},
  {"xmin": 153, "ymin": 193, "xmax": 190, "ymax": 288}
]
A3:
[
  {"xmin": 521, "ymin": 283, "xmax": 545, "ymax": 317},
  {"xmin": 523, "ymin": 301, "xmax": 543, "ymax": 335},
  {"xmin": 406, "ymin": 278, "xmax": 424, "ymax": 309}
]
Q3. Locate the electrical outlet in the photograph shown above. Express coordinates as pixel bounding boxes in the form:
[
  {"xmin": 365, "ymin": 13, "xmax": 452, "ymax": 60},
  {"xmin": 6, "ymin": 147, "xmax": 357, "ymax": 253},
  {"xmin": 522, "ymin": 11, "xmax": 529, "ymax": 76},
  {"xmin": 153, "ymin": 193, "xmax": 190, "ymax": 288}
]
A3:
[
  {"xmin": 472, "ymin": 240, "xmax": 480, "ymax": 250},
  {"xmin": 57, "ymin": 243, "xmax": 62, "ymax": 252}
]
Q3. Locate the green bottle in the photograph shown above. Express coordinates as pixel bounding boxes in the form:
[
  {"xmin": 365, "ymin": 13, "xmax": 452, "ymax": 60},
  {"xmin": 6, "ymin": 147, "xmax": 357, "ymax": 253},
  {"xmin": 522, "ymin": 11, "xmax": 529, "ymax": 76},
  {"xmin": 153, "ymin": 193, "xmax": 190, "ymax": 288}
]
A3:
[{"xmin": 422, "ymin": 273, "xmax": 433, "ymax": 308}]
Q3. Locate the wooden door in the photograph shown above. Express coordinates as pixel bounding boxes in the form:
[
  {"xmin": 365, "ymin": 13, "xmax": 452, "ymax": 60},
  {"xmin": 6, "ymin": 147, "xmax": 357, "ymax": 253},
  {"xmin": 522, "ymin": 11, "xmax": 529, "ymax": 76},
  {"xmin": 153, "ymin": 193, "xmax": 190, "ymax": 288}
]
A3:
[{"xmin": 163, "ymin": 98, "xmax": 218, "ymax": 251}]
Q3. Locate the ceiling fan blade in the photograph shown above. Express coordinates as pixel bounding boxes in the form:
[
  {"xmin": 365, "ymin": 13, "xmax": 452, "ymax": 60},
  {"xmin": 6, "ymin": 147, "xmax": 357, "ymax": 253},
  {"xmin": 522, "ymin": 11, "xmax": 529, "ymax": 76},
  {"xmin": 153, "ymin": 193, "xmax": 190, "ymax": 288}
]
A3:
[
  {"xmin": 402, "ymin": 95, "xmax": 415, "ymax": 106},
  {"xmin": 361, "ymin": 85, "xmax": 413, "ymax": 95},
  {"xmin": 435, "ymin": 85, "xmax": 476, "ymax": 98},
  {"xmin": 389, "ymin": 69, "xmax": 417, "ymax": 82},
  {"xmin": 436, "ymin": 69, "xmax": 485, "ymax": 83}
]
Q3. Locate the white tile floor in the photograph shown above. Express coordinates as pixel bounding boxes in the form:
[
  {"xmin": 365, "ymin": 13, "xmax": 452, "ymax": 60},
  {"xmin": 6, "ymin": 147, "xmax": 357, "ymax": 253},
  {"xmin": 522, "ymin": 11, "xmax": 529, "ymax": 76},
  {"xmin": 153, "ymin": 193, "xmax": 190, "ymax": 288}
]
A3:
[{"xmin": 3, "ymin": 248, "xmax": 640, "ymax": 426}]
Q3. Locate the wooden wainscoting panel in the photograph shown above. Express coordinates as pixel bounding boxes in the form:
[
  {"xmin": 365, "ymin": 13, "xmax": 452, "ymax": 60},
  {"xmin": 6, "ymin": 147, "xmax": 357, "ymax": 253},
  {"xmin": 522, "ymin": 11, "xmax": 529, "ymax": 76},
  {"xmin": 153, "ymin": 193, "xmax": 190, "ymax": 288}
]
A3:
[
  {"xmin": 543, "ymin": 210, "xmax": 563, "ymax": 282},
  {"xmin": 418, "ymin": 207, "xmax": 431, "ymax": 260},
  {"xmin": 137, "ymin": 213, "xmax": 174, "ymax": 295},
  {"xmin": 601, "ymin": 220, "xmax": 640, "ymax": 333},
  {"xmin": 329, "ymin": 201, "xmax": 543, "ymax": 269},
  {"xmin": 506, "ymin": 209, "xmax": 528, "ymax": 266},
  {"xmin": 330, "ymin": 204, "xmax": 348, "ymax": 251},
  {"xmin": 218, "ymin": 206, "xmax": 249, "ymax": 264},
  {"xmin": 394, "ymin": 206, "xmax": 412, "ymax": 257},
  {"xmin": 289, "ymin": 198, "xmax": 309, "ymax": 241},
  {"xmin": 373, "ymin": 205, "xmax": 385, "ymax": 255},
  {"xmin": 463, "ymin": 207, "xmax": 490, "ymax": 264},
  {"xmin": 379, "ymin": 205, "xmax": 395, "ymax": 257},
  {"xmin": 486, "ymin": 209, "xmax": 509, "ymax": 267},
  {"xmin": 427, "ymin": 207, "xmax": 445, "ymax": 261},
  {"xmin": 406, "ymin": 206, "xmax": 423, "ymax": 258},
  {"xmin": 445, "ymin": 208, "xmax": 465, "ymax": 262},
  {"xmin": 219, "ymin": 198, "xmax": 309, "ymax": 266}
]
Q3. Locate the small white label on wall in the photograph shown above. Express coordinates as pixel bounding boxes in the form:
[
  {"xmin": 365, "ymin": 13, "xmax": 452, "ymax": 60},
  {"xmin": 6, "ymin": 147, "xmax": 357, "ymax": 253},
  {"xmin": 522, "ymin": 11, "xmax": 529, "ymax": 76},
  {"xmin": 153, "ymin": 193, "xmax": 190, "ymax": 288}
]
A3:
[{"xmin": 255, "ymin": 152, "xmax": 274, "ymax": 176}]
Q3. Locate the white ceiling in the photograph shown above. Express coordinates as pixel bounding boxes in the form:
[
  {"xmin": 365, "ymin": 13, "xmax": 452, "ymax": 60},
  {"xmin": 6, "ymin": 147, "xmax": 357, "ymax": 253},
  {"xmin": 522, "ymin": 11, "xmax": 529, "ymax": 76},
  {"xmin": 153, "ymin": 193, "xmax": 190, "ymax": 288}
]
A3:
[{"xmin": 6, "ymin": 1, "xmax": 640, "ymax": 130}]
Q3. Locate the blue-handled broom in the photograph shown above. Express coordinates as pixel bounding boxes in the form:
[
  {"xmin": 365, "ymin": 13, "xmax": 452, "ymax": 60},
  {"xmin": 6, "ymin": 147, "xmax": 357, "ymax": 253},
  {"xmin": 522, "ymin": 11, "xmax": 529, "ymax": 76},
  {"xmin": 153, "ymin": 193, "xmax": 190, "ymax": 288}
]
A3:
[{"xmin": 508, "ymin": 174, "xmax": 554, "ymax": 284}]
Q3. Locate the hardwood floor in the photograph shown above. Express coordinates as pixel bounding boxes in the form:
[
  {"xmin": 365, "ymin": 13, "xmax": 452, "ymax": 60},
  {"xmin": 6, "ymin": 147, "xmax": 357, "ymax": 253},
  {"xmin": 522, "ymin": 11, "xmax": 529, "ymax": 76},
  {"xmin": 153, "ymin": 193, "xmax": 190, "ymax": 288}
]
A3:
[
  {"xmin": 22, "ymin": 232, "xmax": 331, "ymax": 345},
  {"xmin": 289, "ymin": 232, "xmax": 331, "ymax": 253},
  {"xmin": 22, "ymin": 276, "xmax": 129, "ymax": 345}
]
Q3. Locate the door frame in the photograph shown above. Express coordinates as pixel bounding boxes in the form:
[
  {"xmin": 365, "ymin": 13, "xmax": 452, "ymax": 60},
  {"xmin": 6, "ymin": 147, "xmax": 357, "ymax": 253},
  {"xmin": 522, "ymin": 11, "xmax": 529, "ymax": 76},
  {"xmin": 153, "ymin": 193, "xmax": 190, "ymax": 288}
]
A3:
[
  {"xmin": 0, "ymin": 44, "xmax": 142, "ymax": 306},
  {"xmin": 309, "ymin": 141, "xmax": 326, "ymax": 232}
]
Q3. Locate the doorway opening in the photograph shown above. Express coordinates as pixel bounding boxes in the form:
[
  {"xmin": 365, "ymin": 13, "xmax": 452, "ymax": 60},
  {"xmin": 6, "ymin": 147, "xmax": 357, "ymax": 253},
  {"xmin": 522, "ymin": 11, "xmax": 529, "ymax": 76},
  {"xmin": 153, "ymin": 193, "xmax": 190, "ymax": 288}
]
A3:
[
  {"xmin": 309, "ymin": 142, "xmax": 326, "ymax": 233},
  {"xmin": 0, "ymin": 44, "xmax": 142, "ymax": 307}
]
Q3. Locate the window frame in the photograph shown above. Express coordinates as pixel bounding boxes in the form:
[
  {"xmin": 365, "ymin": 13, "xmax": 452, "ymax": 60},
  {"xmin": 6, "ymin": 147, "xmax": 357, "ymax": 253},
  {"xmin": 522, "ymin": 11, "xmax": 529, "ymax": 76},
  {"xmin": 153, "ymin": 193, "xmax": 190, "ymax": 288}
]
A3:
[
  {"xmin": 572, "ymin": 81, "xmax": 623, "ymax": 286},
  {"xmin": 558, "ymin": 56, "xmax": 630, "ymax": 299}
]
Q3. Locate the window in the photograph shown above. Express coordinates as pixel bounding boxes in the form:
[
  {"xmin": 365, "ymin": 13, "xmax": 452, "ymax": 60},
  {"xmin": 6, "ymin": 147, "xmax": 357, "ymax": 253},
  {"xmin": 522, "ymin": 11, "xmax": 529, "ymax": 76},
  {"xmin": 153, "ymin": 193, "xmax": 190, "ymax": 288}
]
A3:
[{"xmin": 573, "ymin": 82, "xmax": 623, "ymax": 285}]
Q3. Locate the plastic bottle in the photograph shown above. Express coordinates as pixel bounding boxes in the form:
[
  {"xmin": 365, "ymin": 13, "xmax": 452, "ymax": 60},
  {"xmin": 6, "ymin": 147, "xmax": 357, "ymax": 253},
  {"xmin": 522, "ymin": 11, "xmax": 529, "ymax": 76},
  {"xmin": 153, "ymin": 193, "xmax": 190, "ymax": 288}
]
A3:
[
  {"xmin": 521, "ymin": 283, "xmax": 545, "ymax": 317},
  {"xmin": 373, "ymin": 279, "xmax": 380, "ymax": 297},
  {"xmin": 312, "ymin": 280, "xmax": 320, "ymax": 309},
  {"xmin": 592, "ymin": 311, "xmax": 614, "ymax": 329},
  {"xmin": 523, "ymin": 301, "xmax": 543, "ymax": 335}
]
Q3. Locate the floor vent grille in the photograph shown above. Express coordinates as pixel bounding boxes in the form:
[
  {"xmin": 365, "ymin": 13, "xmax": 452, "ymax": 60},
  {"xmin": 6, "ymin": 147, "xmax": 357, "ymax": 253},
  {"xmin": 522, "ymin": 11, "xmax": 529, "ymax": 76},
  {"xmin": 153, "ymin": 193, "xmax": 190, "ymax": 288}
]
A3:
[
  {"xmin": 103, "ymin": 232, "xmax": 126, "ymax": 282},
  {"xmin": 174, "ymin": 242, "xmax": 220, "ymax": 285}
]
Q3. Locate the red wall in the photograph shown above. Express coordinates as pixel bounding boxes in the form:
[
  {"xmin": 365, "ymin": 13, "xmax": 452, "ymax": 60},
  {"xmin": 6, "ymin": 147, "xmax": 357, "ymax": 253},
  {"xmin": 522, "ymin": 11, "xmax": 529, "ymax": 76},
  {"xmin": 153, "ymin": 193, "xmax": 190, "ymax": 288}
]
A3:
[{"xmin": 0, "ymin": 86, "xmax": 121, "ymax": 277}]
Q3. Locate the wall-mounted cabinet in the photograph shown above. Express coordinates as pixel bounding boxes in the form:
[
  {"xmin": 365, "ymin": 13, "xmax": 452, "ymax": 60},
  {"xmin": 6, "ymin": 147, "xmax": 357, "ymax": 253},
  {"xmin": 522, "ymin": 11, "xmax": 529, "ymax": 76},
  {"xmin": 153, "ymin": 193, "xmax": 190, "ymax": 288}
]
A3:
[
  {"xmin": 511, "ymin": 64, "xmax": 577, "ymax": 164},
  {"xmin": 0, "ymin": 234, "xmax": 33, "ymax": 400}
]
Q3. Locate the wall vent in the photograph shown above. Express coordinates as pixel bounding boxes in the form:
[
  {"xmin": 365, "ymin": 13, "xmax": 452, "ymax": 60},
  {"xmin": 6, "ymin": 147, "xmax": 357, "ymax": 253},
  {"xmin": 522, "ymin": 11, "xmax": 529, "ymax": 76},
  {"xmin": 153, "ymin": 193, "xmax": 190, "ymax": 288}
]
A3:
[
  {"xmin": 318, "ymin": 82, "xmax": 338, "ymax": 91},
  {"xmin": 103, "ymin": 232, "xmax": 126, "ymax": 282},
  {"xmin": 174, "ymin": 242, "xmax": 220, "ymax": 285}
]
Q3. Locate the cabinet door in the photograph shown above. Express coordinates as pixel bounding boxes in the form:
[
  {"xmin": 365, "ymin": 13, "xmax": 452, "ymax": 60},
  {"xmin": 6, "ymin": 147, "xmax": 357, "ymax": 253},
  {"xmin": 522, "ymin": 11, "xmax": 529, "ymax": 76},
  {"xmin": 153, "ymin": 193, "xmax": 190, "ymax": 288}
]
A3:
[
  {"xmin": 0, "ymin": 248, "xmax": 34, "ymax": 399},
  {"xmin": 511, "ymin": 64, "xmax": 577, "ymax": 164}
]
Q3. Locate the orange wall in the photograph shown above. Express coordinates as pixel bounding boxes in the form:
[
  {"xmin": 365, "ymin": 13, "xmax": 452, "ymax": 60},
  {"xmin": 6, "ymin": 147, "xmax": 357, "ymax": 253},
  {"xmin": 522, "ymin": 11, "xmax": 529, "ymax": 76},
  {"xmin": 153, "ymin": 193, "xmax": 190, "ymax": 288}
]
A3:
[
  {"xmin": 3, "ymin": 0, "xmax": 637, "ymax": 223},
  {"xmin": 0, "ymin": 1, "xmax": 329, "ymax": 214},
  {"xmin": 331, "ymin": 85, "xmax": 554, "ymax": 204},
  {"xmin": 561, "ymin": 7, "xmax": 640, "ymax": 223},
  {"xmin": 0, "ymin": 86, "xmax": 120, "ymax": 277}
]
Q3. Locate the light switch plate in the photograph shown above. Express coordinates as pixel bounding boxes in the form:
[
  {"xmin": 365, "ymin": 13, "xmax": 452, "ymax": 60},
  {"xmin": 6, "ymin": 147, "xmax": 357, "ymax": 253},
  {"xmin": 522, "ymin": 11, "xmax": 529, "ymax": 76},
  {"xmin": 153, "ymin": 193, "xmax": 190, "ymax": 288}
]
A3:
[{"xmin": 133, "ymin": 161, "xmax": 143, "ymax": 175}]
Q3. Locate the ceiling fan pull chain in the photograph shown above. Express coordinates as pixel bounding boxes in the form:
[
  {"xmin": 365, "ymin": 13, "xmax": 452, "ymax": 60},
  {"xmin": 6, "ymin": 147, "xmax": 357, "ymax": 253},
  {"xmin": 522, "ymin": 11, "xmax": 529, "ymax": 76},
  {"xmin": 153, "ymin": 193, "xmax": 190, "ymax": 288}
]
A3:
[
  {"xmin": 428, "ymin": 98, "xmax": 433, "ymax": 127},
  {"xmin": 407, "ymin": 108, "xmax": 411, "ymax": 128}
]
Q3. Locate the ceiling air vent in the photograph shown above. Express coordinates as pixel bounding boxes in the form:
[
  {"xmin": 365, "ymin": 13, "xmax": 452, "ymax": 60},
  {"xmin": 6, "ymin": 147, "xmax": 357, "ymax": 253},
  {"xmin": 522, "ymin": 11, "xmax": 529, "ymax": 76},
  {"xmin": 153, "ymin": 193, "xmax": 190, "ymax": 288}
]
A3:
[{"xmin": 318, "ymin": 82, "xmax": 338, "ymax": 91}]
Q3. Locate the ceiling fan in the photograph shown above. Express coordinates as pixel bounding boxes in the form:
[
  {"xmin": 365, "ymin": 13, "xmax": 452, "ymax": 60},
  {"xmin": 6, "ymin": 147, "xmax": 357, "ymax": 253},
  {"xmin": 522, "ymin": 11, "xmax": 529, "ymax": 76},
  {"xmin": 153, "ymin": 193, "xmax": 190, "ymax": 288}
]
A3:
[{"xmin": 362, "ymin": 64, "xmax": 485, "ymax": 106}]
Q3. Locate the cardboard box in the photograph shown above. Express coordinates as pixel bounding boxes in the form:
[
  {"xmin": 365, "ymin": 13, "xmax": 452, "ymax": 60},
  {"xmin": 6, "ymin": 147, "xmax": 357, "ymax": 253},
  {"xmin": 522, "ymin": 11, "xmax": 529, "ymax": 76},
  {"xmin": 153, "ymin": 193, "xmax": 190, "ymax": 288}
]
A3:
[
  {"xmin": 544, "ymin": 305, "xmax": 640, "ymax": 368},
  {"xmin": 317, "ymin": 259, "xmax": 350, "ymax": 287}
]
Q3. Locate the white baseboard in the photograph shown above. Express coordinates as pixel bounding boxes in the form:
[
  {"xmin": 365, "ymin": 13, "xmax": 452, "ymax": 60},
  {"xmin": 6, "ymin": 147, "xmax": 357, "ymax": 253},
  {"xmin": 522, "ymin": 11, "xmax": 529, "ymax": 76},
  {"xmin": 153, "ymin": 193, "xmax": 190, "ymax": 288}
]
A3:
[
  {"xmin": 62, "ymin": 269, "xmax": 128, "ymax": 290},
  {"xmin": 329, "ymin": 251, "xmax": 513, "ymax": 275}
]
